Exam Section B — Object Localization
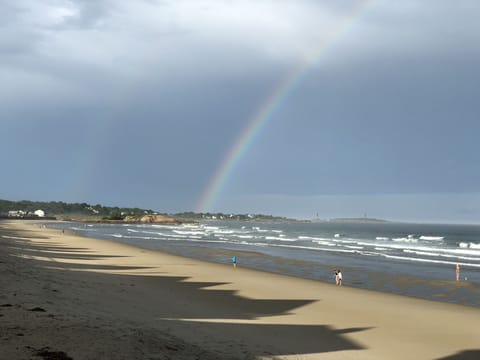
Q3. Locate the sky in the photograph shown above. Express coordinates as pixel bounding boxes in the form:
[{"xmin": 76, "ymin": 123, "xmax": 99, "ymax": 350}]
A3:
[{"xmin": 1, "ymin": 0, "xmax": 480, "ymax": 223}]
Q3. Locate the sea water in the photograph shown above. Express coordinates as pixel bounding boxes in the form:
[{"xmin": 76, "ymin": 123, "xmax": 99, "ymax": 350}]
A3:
[{"xmin": 50, "ymin": 220, "xmax": 480, "ymax": 306}]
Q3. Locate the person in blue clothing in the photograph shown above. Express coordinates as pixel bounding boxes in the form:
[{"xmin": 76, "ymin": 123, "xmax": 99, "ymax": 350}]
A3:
[{"xmin": 232, "ymin": 256, "xmax": 238, "ymax": 268}]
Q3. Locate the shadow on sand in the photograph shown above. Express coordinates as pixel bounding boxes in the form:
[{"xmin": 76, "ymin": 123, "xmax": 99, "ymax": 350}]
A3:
[
  {"xmin": 437, "ymin": 350, "xmax": 480, "ymax": 360},
  {"xmin": 1, "ymin": 222, "xmax": 371, "ymax": 357}
]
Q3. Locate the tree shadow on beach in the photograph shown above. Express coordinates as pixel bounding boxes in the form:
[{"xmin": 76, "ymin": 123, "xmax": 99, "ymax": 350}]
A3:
[
  {"xmin": 1, "ymin": 224, "xmax": 373, "ymax": 357},
  {"xmin": 1, "ymin": 225, "xmax": 146, "ymax": 271},
  {"xmin": 11, "ymin": 245, "xmax": 129, "ymax": 261},
  {"xmin": 437, "ymin": 350, "xmax": 480, "ymax": 360},
  {"xmin": 159, "ymin": 320, "xmax": 371, "ymax": 357}
]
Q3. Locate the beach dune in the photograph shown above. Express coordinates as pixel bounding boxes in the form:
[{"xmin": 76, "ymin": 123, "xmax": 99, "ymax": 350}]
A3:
[{"xmin": 1, "ymin": 220, "xmax": 479, "ymax": 359}]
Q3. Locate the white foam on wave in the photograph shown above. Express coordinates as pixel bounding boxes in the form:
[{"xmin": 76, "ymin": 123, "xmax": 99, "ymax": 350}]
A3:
[
  {"xmin": 142, "ymin": 231, "xmax": 202, "ymax": 240},
  {"xmin": 357, "ymin": 241, "xmax": 381, "ymax": 247},
  {"xmin": 232, "ymin": 234, "xmax": 254, "ymax": 239},
  {"xmin": 178, "ymin": 238, "xmax": 227, "ymax": 244},
  {"xmin": 332, "ymin": 238, "xmax": 360, "ymax": 245},
  {"xmin": 312, "ymin": 240, "xmax": 336, "ymax": 246},
  {"xmin": 141, "ymin": 230, "xmax": 192, "ymax": 239},
  {"xmin": 403, "ymin": 249, "xmax": 480, "ymax": 261},
  {"xmin": 345, "ymin": 245, "xmax": 364, "ymax": 250},
  {"xmin": 173, "ymin": 230, "xmax": 206, "ymax": 236},
  {"xmin": 149, "ymin": 224, "xmax": 179, "ymax": 229},
  {"xmin": 146, "ymin": 224, "xmax": 185, "ymax": 231},
  {"xmin": 270, "ymin": 243, "xmax": 357, "ymax": 254},
  {"xmin": 144, "ymin": 236, "xmax": 229, "ymax": 244},
  {"xmin": 459, "ymin": 242, "xmax": 480, "ymax": 249},
  {"xmin": 419, "ymin": 236, "xmax": 444, "ymax": 241},
  {"xmin": 240, "ymin": 241, "xmax": 268, "ymax": 247},
  {"xmin": 265, "ymin": 236, "xmax": 296, "ymax": 242},
  {"xmin": 299, "ymin": 236, "xmax": 331, "ymax": 241},
  {"xmin": 124, "ymin": 235, "xmax": 160, "ymax": 241},
  {"xmin": 129, "ymin": 234, "xmax": 203, "ymax": 242},
  {"xmin": 392, "ymin": 237, "xmax": 418, "ymax": 243},
  {"xmin": 424, "ymin": 246, "xmax": 480, "ymax": 256},
  {"xmin": 201, "ymin": 238, "xmax": 350, "ymax": 254},
  {"xmin": 403, "ymin": 249, "xmax": 442, "ymax": 258},
  {"xmin": 379, "ymin": 253, "xmax": 480, "ymax": 268},
  {"xmin": 95, "ymin": 222, "xmax": 480, "ymax": 269},
  {"xmin": 203, "ymin": 226, "xmax": 219, "ymax": 230},
  {"xmin": 384, "ymin": 243, "xmax": 480, "ymax": 257},
  {"xmin": 212, "ymin": 229, "xmax": 235, "ymax": 234}
]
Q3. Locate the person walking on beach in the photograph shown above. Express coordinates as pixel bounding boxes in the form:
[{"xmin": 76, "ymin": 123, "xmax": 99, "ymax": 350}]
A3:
[
  {"xmin": 337, "ymin": 269, "xmax": 343, "ymax": 286},
  {"xmin": 456, "ymin": 263, "xmax": 460, "ymax": 281},
  {"xmin": 232, "ymin": 256, "xmax": 238, "ymax": 268}
]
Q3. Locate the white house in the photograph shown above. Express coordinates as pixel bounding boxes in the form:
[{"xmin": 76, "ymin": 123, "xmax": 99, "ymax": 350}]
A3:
[
  {"xmin": 34, "ymin": 209, "xmax": 45, "ymax": 217},
  {"xmin": 8, "ymin": 210, "xmax": 26, "ymax": 217}
]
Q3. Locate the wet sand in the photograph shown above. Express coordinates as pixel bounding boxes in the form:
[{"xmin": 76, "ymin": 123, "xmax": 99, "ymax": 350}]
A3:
[{"xmin": 1, "ymin": 220, "xmax": 480, "ymax": 359}]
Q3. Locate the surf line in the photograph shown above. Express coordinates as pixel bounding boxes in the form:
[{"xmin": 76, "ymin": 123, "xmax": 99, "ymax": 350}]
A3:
[{"xmin": 197, "ymin": 0, "xmax": 379, "ymax": 212}]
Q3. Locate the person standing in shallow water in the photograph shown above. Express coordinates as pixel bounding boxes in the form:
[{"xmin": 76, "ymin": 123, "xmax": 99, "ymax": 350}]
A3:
[
  {"xmin": 337, "ymin": 269, "xmax": 343, "ymax": 286},
  {"xmin": 232, "ymin": 256, "xmax": 237, "ymax": 268},
  {"xmin": 456, "ymin": 263, "xmax": 460, "ymax": 281}
]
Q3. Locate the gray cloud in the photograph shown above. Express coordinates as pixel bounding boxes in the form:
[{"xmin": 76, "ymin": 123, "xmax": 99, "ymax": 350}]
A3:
[
  {"xmin": 56, "ymin": 0, "xmax": 115, "ymax": 29},
  {"xmin": 2, "ymin": 0, "xmax": 479, "ymax": 94},
  {"xmin": 1, "ymin": 0, "xmax": 479, "ymax": 219}
]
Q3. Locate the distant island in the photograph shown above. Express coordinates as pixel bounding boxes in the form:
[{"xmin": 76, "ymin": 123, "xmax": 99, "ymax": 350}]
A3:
[{"xmin": 0, "ymin": 199, "xmax": 293, "ymax": 224}]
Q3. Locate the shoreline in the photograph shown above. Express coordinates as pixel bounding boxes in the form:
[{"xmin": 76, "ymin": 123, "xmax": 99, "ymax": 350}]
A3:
[
  {"xmin": 2, "ymin": 220, "xmax": 480, "ymax": 359},
  {"xmin": 52, "ymin": 220, "xmax": 480, "ymax": 308}
]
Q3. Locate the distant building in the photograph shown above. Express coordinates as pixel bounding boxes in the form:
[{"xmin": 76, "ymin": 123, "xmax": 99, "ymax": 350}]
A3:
[
  {"xmin": 34, "ymin": 209, "xmax": 45, "ymax": 217},
  {"xmin": 8, "ymin": 210, "xmax": 26, "ymax": 217},
  {"xmin": 86, "ymin": 206, "xmax": 99, "ymax": 214}
]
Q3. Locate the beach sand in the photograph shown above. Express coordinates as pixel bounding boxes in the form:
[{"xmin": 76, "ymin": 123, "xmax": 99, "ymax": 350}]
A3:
[{"xmin": 1, "ymin": 220, "xmax": 479, "ymax": 360}]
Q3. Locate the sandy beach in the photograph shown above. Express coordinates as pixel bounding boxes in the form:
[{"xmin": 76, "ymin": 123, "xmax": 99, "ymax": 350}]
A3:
[{"xmin": 1, "ymin": 220, "xmax": 479, "ymax": 360}]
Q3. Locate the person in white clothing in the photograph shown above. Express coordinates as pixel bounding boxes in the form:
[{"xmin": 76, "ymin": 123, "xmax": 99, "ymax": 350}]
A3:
[{"xmin": 337, "ymin": 270, "xmax": 343, "ymax": 286}]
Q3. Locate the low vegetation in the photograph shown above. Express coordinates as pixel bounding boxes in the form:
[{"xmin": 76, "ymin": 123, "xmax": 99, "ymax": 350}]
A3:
[
  {"xmin": 0, "ymin": 199, "xmax": 156, "ymax": 221},
  {"xmin": 0, "ymin": 199, "xmax": 294, "ymax": 222}
]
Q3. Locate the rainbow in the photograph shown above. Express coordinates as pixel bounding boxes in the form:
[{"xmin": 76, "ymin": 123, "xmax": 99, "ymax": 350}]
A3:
[{"xmin": 197, "ymin": 0, "xmax": 379, "ymax": 212}]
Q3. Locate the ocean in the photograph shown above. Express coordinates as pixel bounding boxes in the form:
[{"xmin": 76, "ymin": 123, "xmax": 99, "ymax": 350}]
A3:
[{"xmin": 49, "ymin": 220, "xmax": 480, "ymax": 307}]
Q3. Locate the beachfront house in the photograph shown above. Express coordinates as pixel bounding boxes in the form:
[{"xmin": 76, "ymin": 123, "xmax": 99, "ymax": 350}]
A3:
[
  {"xmin": 34, "ymin": 209, "xmax": 45, "ymax": 217},
  {"xmin": 7, "ymin": 209, "xmax": 46, "ymax": 218},
  {"xmin": 8, "ymin": 210, "xmax": 26, "ymax": 217}
]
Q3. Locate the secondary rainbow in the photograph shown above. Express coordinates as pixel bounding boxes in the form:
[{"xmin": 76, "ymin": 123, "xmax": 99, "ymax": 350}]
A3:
[{"xmin": 197, "ymin": 0, "xmax": 379, "ymax": 212}]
